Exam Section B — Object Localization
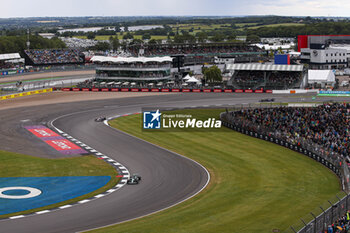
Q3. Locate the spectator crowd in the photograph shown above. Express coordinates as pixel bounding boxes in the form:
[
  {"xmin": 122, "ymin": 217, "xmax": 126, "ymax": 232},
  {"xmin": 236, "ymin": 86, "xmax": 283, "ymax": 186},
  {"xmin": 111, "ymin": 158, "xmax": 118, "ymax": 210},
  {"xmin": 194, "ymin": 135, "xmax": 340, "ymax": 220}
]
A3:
[
  {"xmin": 25, "ymin": 49, "xmax": 83, "ymax": 65},
  {"xmin": 129, "ymin": 43, "xmax": 262, "ymax": 56},
  {"xmin": 326, "ymin": 211, "xmax": 350, "ymax": 232},
  {"xmin": 225, "ymin": 103, "xmax": 350, "ymax": 232},
  {"xmin": 233, "ymin": 71, "xmax": 301, "ymax": 90},
  {"xmin": 229, "ymin": 103, "xmax": 350, "ymax": 158}
]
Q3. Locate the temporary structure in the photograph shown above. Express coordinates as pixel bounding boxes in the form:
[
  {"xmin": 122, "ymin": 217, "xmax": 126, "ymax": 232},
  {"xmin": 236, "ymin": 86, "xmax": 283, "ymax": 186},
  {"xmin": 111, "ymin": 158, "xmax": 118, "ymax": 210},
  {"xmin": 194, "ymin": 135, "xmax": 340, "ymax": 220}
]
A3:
[
  {"xmin": 183, "ymin": 74, "xmax": 191, "ymax": 80},
  {"xmin": 185, "ymin": 77, "xmax": 200, "ymax": 84}
]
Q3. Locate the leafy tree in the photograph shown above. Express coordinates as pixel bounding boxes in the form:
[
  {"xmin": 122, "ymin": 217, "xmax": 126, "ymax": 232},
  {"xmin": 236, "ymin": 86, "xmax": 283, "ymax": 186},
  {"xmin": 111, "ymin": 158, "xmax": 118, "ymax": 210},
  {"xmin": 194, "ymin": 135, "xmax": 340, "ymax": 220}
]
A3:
[
  {"xmin": 92, "ymin": 42, "xmax": 110, "ymax": 51},
  {"xmin": 87, "ymin": 32, "xmax": 95, "ymax": 40},
  {"xmin": 226, "ymin": 31, "xmax": 236, "ymax": 41},
  {"xmin": 142, "ymin": 33, "xmax": 151, "ymax": 40},
  {"xmin": 196, "ymin": 32, "xmax": 208, "ymax": 43},
  {"xmin": 148, "ymin": 39, "xmax": 158, "ymax": 44},
  {"xmin": 203, "ymin": 66, "xmax": 222, "ymax": 83},
  {"xmin": 123, "ymin": 32, "xmax": 134, "ymax": 40},
  {"xmin": 211, "ymin": 33, "xmax": 225, "ymax": 42},
  {"xmin": 130, "ymin": 39, "xmax": 143, "ymax": 45},
  {"xmin": 115, "ymin": 24, "xmax": 121, "ymax": 32},
  {"xmin": 246, "ymin": 34, "xmax": 261, "ymax": 43},
  {"xmin": 109, "ymin": 36, "xmax": 120, "ymax": 50}
]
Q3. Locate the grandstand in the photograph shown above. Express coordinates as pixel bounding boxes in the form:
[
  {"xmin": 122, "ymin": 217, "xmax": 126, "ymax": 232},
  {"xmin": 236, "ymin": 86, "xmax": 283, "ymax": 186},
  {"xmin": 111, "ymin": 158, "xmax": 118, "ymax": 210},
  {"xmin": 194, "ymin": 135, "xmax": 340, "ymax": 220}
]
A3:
[
  {"xmin": 226, "ymin": 63, "xmax": 306, "ymax": 90},
  {"xmin": 24, "ymin": 49, "xmax": 85, "ymax": 66},
  {"xmin": 0, "ymin": 53, "xmax": 25, "ymax": 75},
  {"xmin": 91, "ymin": 56, "xmax": 173, "ymax": 82},
  {"xmin": 129, "ymin": 42, "xmax": 267, "ymax": 66}
]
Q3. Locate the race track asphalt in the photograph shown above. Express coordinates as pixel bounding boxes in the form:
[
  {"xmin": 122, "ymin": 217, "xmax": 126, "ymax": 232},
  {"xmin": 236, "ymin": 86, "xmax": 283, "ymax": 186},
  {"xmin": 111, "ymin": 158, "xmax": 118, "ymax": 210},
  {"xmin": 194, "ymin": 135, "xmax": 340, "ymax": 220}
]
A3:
[{"xmin": 0, "ymin": 93, "xmax": 343, "ymax": 233}]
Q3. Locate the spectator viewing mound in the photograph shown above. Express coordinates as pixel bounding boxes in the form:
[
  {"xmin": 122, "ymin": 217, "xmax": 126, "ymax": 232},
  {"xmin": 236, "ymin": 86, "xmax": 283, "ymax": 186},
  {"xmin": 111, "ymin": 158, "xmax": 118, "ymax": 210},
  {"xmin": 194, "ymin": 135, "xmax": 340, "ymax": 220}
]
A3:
[{"xmin": 24, "ymin": 49, "xmax": 85, "ymax": 66}]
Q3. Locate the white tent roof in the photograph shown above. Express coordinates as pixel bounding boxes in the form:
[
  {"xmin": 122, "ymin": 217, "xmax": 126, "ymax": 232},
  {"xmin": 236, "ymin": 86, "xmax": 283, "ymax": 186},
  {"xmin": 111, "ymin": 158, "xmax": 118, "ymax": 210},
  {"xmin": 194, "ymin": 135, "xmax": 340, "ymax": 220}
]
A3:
[
  {"xmin": 226, "ymin": 63, "xmax": 303, "ymax": 72},
  {"xmin": 183, "ymin": 74, "xmax": 191, "ymax": 80},
  {"xmin": 91, "ymin": 56, "xmax": 173, "ymax": 63},
  {"xmin": 308, "ymin": 70, "xmax": 335, "ymax": 83},
  {"xmin": 0, "ymin": 53, "xmax": 21, "ymax": 61},
  {"xmin": 186, "ymin": 77, "xmax": 200, "ymax": 83}
]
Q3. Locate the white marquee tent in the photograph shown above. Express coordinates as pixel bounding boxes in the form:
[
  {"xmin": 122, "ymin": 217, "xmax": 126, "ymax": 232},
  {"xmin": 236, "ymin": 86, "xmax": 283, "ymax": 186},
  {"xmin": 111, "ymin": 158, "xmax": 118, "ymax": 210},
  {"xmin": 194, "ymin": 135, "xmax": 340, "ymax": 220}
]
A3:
[
  {"xmin": 308, "ymin": 70, "xmax": 336, "ymax": 88},
  {"xmin": 185, "ymin": 77, "xmax": 200, "ymax": 84}
]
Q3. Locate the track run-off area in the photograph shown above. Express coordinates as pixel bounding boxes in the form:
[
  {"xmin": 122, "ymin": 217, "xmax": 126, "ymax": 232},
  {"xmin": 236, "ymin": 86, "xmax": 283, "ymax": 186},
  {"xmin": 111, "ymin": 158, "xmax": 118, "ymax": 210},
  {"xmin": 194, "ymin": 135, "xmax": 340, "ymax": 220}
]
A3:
[{"xmin": 0, "ymin": 90, "xmax": 345, "ymax": 233}]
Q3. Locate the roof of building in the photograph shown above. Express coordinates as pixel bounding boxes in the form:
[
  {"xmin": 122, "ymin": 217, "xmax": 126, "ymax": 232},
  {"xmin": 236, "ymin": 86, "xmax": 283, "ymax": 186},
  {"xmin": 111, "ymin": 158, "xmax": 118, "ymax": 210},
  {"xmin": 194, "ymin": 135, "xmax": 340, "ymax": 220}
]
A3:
[
  {"xmin": 0, "ymin": 53, "xmax": 21, "ymax": 61},
  {"xmin": 308, "ymin": 70, "xmax": 335, "ymax": 82},
  {"xmin": 226, "ymin": 63, "xmax": 304, "ymax": 72},
  {"xmin": 91, "ymin": 56, "xmax": 173, "ymax": 63}
]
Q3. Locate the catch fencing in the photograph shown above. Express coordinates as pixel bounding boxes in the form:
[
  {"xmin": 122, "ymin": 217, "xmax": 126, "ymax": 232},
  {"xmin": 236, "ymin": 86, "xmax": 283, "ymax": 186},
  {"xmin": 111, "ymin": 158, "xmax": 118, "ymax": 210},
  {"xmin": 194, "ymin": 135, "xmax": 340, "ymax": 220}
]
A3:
[{"xmin": 220, "ymin": 104, "xmax": 350, "ymax": 233}]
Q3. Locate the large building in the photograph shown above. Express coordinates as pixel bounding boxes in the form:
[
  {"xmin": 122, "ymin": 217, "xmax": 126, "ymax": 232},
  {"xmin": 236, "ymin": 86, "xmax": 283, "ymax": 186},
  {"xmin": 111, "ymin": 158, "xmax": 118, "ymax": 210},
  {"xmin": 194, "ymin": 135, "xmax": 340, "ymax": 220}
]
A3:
[
  {"xmin": 298, "ymin": 35, "xmax": 350, "ymax": 69},
  {"xmin": 226, "ymin": 63, "xmax": 306, "ymax": 90},
  {"xmin": 91, "ymin": 56, "xmax": 173, "ymax": 82}
]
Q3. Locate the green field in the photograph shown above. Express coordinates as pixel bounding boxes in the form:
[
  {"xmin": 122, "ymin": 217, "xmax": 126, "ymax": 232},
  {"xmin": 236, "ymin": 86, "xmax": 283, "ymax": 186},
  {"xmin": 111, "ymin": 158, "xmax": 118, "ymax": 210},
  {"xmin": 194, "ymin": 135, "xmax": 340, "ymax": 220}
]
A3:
[
  {"xmin": 0, "ymin": 151, "xmax": 119, "ymax": 218},
  {"xmin": 248, "ymin": 23, "xmax": 305, "ymax": 29},
  {"xmin": 92, "ymin": 109, "xmax": 340, "ymax": 233}
]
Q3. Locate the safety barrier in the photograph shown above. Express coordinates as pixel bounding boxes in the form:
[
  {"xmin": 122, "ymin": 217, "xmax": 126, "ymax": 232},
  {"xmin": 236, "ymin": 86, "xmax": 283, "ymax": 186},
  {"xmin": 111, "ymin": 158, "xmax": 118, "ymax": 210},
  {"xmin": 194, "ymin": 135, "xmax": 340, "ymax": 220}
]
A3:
[
  {"xmin": 0, "ymin": 88, "xmax": 53, "ymax": 101},
  {"xmin": 60, "ymin": 87, "xmax": 273, "ymax": 93}
]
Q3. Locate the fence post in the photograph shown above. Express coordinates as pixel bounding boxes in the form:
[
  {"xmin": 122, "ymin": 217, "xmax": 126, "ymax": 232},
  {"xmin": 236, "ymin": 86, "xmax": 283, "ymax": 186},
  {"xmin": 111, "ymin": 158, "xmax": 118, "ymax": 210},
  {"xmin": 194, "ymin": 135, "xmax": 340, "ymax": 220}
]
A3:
[
  {"xmin": 290, "ymin": 226, "xmax": 297, "ymax": 233},
  {"xmin": 300, "ymin": 218, "xmax": 307, "ymax": 227},
  {"xmin": 310, "ymin": 212, "xmax": 317, "ymax": 233},
  {"xmin": 328, "ymin": 200, "xmax": 334, "ymax": 223},
  {"xmin": 343, "ymin": 190, "xmax": 348, "ymax": 211},
  {"xmin": 320, "ymin": 206, "xmax": 326, "ymax": 232}
]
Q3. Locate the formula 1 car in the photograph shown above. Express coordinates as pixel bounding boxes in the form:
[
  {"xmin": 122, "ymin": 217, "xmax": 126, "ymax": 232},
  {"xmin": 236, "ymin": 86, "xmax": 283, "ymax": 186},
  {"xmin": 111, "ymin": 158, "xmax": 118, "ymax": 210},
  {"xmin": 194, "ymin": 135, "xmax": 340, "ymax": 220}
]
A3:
[
  {"xmin": 94, "ymin": 116, "xmax": 106, "ymax": 122},
  {"xmin": 127, "ymin": 174, "xmax": 141, "ymax": 185},
  {"xmin": 131, "ymin": 174, "xmax": 141, "ymax": 181},
  {"xmin": 259, "ymin": 98, "xmax": 275, "ymax": 102}
]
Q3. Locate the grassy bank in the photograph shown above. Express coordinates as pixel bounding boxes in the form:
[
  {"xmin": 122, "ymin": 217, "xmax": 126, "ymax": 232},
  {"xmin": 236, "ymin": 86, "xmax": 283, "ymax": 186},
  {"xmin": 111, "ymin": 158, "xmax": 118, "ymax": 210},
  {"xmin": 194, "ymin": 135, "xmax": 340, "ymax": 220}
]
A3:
[{"xmin": 91, "ymin": 108, "xmax": 340, "ymax": 233}]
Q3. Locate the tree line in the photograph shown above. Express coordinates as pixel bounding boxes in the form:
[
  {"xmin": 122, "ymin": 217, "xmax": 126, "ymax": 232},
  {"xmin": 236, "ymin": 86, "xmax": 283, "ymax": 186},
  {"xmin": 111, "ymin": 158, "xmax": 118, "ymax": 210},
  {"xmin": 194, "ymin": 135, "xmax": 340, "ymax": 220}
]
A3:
[
  {"xmin": 0, "ymin": 35, "xmax": 66, "ymax": 55},
  {"xmin": 247, "ymin": 21, "xmax": 350, "ymax": 38}
]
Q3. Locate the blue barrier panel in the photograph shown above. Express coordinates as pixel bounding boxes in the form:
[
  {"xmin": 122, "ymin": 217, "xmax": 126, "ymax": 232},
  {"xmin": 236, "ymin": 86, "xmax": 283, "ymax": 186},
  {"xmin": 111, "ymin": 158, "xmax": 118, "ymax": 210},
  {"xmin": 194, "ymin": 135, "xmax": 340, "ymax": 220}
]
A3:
[{"xmin": 0, "ymin": 176, "xmax": 111, "ymax": 215}]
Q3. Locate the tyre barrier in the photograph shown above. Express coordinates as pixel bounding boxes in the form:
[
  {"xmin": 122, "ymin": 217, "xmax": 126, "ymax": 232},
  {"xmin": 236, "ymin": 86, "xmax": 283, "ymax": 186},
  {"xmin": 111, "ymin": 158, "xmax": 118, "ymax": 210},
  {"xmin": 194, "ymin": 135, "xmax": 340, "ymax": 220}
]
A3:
[{"xmin": 60, "ymin": 87, "xmax": 272, "ymax": 93}]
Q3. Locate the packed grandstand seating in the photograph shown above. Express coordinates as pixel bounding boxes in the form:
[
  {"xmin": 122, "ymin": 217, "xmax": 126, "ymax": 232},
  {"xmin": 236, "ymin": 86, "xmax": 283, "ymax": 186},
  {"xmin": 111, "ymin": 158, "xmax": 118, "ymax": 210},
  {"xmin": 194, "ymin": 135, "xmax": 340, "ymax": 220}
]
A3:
[
  {"xmin": 24, "ymin": 49, "xmax": 84, "ymax": 65},
  {"xmin": 0, "ymin": 61, "xmax": 18, "ymax": 69},
  {"xmin": 233, "ymin": 71, "xmax": 301, "ymax": 89},
  {"xmin": 228, "ymin": 103, "xmax": 350, "ymax": 159},
  {"xmin": 129, "ymin": 43, "xmax": 264, "ymax": 56}
]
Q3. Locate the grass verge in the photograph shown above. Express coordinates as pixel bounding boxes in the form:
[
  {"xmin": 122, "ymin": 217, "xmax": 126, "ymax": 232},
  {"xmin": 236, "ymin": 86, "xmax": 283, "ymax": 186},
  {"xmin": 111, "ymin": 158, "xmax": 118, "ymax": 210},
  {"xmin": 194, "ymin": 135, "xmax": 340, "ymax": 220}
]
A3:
[
  {"xmin": 90, "ymin": 108, "xmax": 340, "ymax": 233},
  {"xmin": 0, "ymin": 151, "xmax": 119, "ymax": 219}
]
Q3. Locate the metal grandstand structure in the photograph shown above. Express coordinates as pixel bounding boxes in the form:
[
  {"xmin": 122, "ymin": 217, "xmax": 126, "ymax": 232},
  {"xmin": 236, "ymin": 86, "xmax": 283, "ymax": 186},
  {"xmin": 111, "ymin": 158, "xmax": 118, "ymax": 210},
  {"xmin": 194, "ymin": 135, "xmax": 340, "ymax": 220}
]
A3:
[{"xmin": 226, "ymin": 63, "xmax": 307, "ymax": 90}]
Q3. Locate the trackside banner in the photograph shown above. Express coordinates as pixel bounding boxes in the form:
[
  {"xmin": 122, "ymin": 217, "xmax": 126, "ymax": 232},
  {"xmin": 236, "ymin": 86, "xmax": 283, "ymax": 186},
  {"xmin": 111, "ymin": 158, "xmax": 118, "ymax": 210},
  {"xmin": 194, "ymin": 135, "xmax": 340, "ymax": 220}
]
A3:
[
  {"xmin": 0, "ymin": 88, "xmax": 53, "ymax": 101},
  {"xmin": 318, "ymin": 91, "xmax": 350, "ymax": 96},
  {"xmin": 142, "ymin": 107, "xmax": 223, "ymax": 132}
]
